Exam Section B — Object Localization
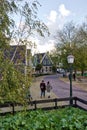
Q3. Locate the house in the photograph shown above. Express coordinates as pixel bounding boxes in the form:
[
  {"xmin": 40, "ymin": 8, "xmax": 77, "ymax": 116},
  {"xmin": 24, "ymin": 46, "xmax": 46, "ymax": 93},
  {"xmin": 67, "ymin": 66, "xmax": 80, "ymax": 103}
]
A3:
[
  {"xmin": 5, "ymin": 45, "xmax": 26, "ymax": 64},
  {"xmin": 4, "ymin": 45, "xmax": 32, "ymax": 73},
  {"xmin": 33, "ymin": 52, "xmax": 53, "ymax": 74}
]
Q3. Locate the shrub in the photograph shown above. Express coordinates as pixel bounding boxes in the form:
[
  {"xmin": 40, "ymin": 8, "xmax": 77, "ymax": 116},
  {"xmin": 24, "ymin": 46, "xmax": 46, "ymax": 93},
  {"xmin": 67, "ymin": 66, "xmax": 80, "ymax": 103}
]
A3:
[{"xmin": 0, "ymin": 107, "xmax": 87, "ymax": 130}]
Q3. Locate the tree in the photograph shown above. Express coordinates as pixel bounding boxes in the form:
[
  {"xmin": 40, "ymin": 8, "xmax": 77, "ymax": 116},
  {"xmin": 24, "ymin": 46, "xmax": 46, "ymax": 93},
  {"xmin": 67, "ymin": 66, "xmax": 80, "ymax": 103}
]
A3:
[
  {"xmin": 54, "ymin": 21, "xmax": 87, "ymax": 75},
  {"xmin": 0, "ymin": 0, "xmax": 27, "ymax": 103},
  {"xmin": 35, "ymin": 64, "xmax": 42, "ymax": 73},
  {"xmin": 74, "ymin": 46, "xmax": 87, "ymax": 75},
  {"xmin": 10, "ymin": 1, "xmax": 49, "ymax": 62},
  {"xmin": 74, "ymin": 23, "xmax": 87, "ymax": 75},
  {"xmin": 54, "ymin": 22, "xmax": 77, "ymax": 69},
  {"xmin": 0, "ymin": 0, "xmax": 49, "ymax": 104},
  {"xmin": 0, "ymin": 0, "xmax": 23, "ymax": 49},
  {"xmin": 50, "ymin": 49, "xmax": 60, "ymax": 70}
]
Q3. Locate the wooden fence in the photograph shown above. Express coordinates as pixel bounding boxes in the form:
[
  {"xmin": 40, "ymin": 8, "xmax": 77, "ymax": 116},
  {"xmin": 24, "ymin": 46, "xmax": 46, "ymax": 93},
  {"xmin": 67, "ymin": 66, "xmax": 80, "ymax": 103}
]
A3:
[{"xmin": 0, "ymin": 97, "xmax": 87, "ymax": 115}]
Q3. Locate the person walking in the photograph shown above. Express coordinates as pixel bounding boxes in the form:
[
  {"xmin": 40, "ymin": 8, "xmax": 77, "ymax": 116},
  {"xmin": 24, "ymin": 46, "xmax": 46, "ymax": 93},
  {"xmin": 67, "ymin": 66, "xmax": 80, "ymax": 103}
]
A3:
[
  {"xmin": 46, "ymin": 81, "xmax": 52, "ymax": 98},
  {"xmin": 40, "ymin": 80, "xmax": 46, "ymax": 98},
  {"xmin": 73, "ymin": 72, "xmax": 76, "ymax": 81}
]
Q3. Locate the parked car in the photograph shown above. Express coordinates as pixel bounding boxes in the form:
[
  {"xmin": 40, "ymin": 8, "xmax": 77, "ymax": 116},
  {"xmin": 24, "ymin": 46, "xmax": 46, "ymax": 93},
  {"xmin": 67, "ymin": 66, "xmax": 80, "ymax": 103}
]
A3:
[{"xmin": 57, "ymin": 68, "xmax": 65, "ymax": 74}]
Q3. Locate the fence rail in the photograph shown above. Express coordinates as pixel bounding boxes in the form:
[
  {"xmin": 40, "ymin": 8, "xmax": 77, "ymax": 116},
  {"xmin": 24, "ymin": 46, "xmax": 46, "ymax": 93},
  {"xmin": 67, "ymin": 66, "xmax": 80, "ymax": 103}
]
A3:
[{"xmin": 0, "ymin": 97, "xmax": 87, "ymax": 115}]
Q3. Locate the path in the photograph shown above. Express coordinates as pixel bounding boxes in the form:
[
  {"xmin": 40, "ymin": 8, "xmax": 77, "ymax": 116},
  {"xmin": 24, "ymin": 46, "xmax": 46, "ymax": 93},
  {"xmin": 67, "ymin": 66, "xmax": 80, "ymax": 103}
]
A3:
[
  {"xmin": 44, "ymin": 74, "xmax": 87, "ymax": 100},
  {"xmin": 30, "ymin": 74, "xmax": 87, "ymax": 109},
  {"xmin": 30, "ymin": 76, "xmax": 57, "ymax": 100},
  {"xmin": 31, "ymin": 74, "xmax": 87, "ymax": 100},
  {"xmin": 44, "ymin": 74, "xmax": 87, "ymax": 109}
]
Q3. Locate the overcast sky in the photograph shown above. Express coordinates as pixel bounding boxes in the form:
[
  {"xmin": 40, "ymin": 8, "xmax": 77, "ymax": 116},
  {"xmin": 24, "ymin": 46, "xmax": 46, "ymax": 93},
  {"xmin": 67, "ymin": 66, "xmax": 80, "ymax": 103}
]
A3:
[
  {"xmin": 13, "ymin": 0, "xmax": 87, "ymax": 54},
  {"xmin": 31, "ymin": 0, "xmax": 87, "ymax": 54}
]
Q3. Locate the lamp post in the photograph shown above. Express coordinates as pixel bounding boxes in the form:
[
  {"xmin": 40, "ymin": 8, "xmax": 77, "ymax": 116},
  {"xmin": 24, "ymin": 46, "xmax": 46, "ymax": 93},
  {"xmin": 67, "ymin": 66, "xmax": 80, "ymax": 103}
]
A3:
[{"xmin": 67, "ymin": 55, "xmax": 74, "ymax": 105}]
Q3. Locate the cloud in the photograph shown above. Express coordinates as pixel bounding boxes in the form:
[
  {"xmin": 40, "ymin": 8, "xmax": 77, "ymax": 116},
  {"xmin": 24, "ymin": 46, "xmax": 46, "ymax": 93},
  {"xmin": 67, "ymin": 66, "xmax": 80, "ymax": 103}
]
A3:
[
  {"xmin": 46, "ymin": 4, "xmax": 72, "ymax": 34},
  {"xmin": 59, "ymin": 4, "xmax": 71, "ymax": 17},
  {"xmin": 37, "ymin": 43, "xmax": 54, "ymax": 53},
  {"xmin": 32, "ymin": 4, "xmax": 72, "ymax": 54},
  {"xmin": 34, "ymin": 39, "xmax": 55, "ymax": 54},
  {"xmin": 47, "ymin": 10, "xmax": 57, "ymax": 23}
]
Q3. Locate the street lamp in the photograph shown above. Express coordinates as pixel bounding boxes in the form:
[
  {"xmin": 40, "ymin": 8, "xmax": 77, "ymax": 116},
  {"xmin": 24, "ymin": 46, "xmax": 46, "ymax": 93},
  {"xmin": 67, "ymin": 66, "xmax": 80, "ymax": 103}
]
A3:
[{"xmin": 67, "ymin": 55, "xmax": 74, "ymax": 105}]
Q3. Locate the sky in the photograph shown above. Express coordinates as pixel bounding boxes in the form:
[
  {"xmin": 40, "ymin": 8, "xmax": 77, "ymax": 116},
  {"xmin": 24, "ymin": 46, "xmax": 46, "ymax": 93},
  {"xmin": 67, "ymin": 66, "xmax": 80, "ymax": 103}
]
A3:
[
  {"xmin": 13, "ymin": 0, "xmax": 87, "ymax": 54},
  {"xmin": 31, "ymin": 0, "xmax": 87, "ymax": 54}
]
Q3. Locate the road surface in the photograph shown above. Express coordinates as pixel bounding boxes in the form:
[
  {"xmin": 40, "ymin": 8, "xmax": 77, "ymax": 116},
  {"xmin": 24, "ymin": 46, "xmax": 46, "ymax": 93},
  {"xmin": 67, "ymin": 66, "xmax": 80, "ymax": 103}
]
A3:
[{"xmin": 44, "ymin": 74, "xmax": 87, "ymax": 109}]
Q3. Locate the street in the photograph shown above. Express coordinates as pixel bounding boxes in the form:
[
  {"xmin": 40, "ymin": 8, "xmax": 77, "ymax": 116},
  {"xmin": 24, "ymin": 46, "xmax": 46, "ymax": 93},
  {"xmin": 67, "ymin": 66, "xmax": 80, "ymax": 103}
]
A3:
[{"xmin": 44, "ymin": 74, "xmax": 87, "ymax": 100}]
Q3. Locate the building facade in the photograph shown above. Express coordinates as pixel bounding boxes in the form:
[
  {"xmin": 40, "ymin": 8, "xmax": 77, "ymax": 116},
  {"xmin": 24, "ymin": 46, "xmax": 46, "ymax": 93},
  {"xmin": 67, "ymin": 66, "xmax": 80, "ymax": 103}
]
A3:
[{"xmin": 33, "ymin": 52, "xmax": 53, "ymax": 74}]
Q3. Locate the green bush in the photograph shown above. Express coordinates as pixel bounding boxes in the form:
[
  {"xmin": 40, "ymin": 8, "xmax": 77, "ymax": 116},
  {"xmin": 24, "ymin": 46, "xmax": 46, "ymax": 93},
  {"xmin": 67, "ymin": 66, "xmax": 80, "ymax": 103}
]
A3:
[{"xmin": 0, "ymin": 107, "xmax": 87, "ymax": 130}]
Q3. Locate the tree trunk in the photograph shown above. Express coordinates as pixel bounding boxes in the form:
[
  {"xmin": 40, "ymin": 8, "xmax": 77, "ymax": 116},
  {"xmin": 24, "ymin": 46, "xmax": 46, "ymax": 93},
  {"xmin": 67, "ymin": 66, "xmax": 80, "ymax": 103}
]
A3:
[{"xmin": 81, "ymin": 70, "xmax": 84, "ymax": 76}]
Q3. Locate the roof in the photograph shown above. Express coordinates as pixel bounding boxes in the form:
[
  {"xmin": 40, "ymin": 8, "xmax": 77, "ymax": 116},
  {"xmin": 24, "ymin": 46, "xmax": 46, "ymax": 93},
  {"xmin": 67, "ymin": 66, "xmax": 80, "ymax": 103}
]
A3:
[
  {"xmin": 4, "ymin": 45, "xmax": 26, "ymax": 64},
  {"xmin": 33, "ymin": 52, "xmax": 53, "ymax": 66},
  {"xmin": 34, "ymin": 53, "xmax": 45, "ymax": 64}
]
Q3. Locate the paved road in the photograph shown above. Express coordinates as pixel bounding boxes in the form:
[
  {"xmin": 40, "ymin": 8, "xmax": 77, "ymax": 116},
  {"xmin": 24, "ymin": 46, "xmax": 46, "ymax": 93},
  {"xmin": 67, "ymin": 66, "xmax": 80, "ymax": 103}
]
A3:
[{"xmin": 44, "ymin": 74, "xmax": 87, "ymax": 109}]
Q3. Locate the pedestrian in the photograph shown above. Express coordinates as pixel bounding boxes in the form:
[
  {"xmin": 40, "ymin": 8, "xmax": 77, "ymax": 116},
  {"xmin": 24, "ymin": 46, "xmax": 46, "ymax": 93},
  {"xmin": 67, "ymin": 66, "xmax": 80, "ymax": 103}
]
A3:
[
  {"xmin": 40, "ymin": 80, "xmax": 46, "ymax": 98},
  {"xmin": 73, "ymin": 73, "xmax": 76, "ymax": 81},
  {"xmin": 46, "ymin": 81, "xmax": 52, "ymax": 98}
]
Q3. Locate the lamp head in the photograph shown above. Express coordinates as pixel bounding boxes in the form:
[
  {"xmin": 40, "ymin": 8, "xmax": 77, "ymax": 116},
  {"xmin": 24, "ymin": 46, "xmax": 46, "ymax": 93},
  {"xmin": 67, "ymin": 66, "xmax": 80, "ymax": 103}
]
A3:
[{"xmin": 67, "ymin": 55, "xmax": 74, "ymax": 64}]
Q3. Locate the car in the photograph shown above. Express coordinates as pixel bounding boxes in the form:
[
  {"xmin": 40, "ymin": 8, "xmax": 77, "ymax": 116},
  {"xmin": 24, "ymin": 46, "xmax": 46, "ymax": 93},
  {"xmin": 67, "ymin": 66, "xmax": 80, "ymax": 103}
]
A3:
[{"xmin": 57, "ymin": 68, "xmax": 65, "ymax": 74}]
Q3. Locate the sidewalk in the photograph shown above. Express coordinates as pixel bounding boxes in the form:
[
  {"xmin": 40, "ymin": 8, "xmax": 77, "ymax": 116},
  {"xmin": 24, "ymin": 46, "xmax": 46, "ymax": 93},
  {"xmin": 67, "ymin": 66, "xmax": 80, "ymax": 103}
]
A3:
[{"xmin": 30, "ymin": 76, "xmax": 57, "ymax": 100}]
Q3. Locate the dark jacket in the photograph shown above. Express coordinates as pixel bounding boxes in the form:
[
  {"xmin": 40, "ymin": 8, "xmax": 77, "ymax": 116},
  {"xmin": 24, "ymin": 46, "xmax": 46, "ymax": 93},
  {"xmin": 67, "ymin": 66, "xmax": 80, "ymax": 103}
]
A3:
[{"xmin": 40, "ymin": 82, "xmax": 46, "ymax": 91}]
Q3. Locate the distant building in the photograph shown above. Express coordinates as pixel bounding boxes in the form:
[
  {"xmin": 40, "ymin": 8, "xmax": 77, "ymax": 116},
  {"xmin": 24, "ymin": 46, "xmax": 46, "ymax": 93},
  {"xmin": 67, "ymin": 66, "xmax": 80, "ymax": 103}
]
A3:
[
  {"xmin": 33, "ymin": 52, "xmax": 53, "ymax": 74},
  {"xmin": 4, "ymin": 45, "xmax": 32, "ymax": 74}
]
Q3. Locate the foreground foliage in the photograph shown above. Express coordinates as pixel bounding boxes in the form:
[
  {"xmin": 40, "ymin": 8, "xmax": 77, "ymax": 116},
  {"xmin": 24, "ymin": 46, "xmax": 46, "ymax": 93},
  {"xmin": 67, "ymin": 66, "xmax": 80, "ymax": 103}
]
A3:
[
  {"xmin": 0, "ymin": 107, "xmax": 87, "ymax": 130},
  {"xmin": 0, "ymin": 0, "xmax": 49, "ymax": 104}
]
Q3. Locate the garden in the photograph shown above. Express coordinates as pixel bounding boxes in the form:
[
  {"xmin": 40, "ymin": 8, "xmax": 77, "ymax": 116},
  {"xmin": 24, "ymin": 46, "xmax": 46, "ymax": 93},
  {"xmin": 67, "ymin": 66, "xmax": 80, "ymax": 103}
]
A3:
[
  {"xmin": 1, "ymin": 1, "xmax": 87, "ymax": 130},
  {"xmin": 0, "ymin": 107, "xmax": 87, "ymax": 130}
]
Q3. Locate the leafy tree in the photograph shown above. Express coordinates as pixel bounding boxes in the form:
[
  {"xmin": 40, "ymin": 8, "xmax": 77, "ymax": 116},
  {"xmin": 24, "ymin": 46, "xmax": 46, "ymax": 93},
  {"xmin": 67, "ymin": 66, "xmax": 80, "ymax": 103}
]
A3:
[
  {"xmin": 74, "ymin": 43, "xmax": 87, "ymax": 75},
  {"xmin": 50, "ymin": 50, "xmax": 60, "ymax": 71},
  {"xmin": 0, "ymin": 0, "xmax": 23, "ymax": 49},
  {"xmin": 54, "ymin": 22, "xmax": 77, "ymax": 69},
  {"xmin": 52, "ymin": 65, "xmax": 57, "ymax": 73},
  {"xmin": 74, "ymin": 22, "xmax": 87, "ymax": 75},
  {"xmin": 0, "ymin": 0, "xmax": 49, "ymax": 103},
  {"xmin": 0, "ymin": 52, "xmax": 32, "ymax": 103},
  {"xmin": 54, "ymin": 21, "xmax": 87, "ymax": 75},
  {"xmin": 35, "ymin": 64, "xmax": 42, "ymax": 73},
  {"xmin": 10, "ymin": 0, "xmax": 49, "ymax": 62}
]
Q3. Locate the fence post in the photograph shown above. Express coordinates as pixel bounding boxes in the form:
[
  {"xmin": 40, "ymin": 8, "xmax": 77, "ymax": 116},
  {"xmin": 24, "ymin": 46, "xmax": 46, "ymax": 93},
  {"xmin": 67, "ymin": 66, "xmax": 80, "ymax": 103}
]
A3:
[
  {"xmin": 11, "ymin": 103, "xmax": 15, "ymax": 115},
  {"xmin": 54, "ymin": 98, "xmax": 57, "ymax": 109},
  {"xmin": 74, "ymin": 97, "xmax": 77, "ymax": 107},
  {"xmin": 70, "ymin": 97, "xmax": 73, "ymax": 106},
  {"xmin": 34, "ymin": 101, "xmax": 37, "ymax": 110}
]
